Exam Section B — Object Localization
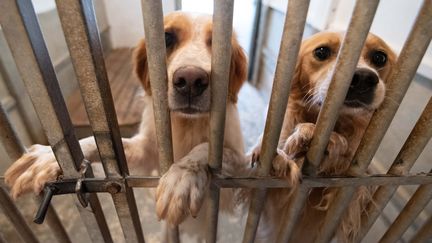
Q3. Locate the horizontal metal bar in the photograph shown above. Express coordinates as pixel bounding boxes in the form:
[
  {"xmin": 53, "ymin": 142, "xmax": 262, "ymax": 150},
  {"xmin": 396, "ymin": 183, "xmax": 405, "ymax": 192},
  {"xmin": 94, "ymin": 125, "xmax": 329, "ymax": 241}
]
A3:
[
  {"xmin": 410, "ymin": 215, "xmax": 432, "ymax": 243},
  {"xmin": 243, "ymin": 0, "xmax": 310, "ymax": 242},
  {"xmin": 0, "ymin": 102, "xmax": 71, "ymax": 243},
  {"xmin": 2, "ymin": 173, "xmax": 430, "ymax": 195},
  {"xmin": 379, "ymin": 180, "xmax": 432, "ymax": 243},
  {"xmin": 0, "ymin": 1, "xmax": 112, "ymax": 242},
  {"xmin": 315, "ymin": 1, "xmax": 432, "ymax": 242},
  {"xmin": 355, "ymin": 97, "xmax": 432, "ymax": 242},
  {"xmin": 207, "ymin": 1, "xmax": 235, "ymax": 242},
  {"xmin": 56, "ymin": 1, "xmax": 144, "ymax": 242}
]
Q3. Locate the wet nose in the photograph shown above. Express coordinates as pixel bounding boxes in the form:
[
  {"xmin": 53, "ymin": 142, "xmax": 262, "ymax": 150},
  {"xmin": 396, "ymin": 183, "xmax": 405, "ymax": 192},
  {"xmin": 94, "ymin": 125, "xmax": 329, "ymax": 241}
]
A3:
[
  {"xmin": 349, "ymin": 68, "xmax": 379, "ymax": 93},
  {"xmin": 173, "ymin": 66, "xmax": 209, "ymax": 97}
]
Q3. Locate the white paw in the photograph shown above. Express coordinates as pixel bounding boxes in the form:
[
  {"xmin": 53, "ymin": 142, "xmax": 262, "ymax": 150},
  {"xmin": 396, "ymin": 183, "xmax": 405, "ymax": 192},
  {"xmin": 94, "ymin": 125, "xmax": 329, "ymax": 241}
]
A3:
[
  {"xmin": 155, "ymin": 159, "xmax": 210, "ymax": 225},
  {"xmin": 271, "ymin": 149, "xmax": 301, "ymax": 186},
  {"xmin": 4, "ymin": 144, "xmax": 60, "ymax": 199}
]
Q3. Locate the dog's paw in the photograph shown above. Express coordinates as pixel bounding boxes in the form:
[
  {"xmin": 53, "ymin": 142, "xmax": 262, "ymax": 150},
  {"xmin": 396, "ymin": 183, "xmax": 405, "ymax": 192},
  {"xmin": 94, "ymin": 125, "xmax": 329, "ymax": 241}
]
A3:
[
  {"xmin": 155, "ymin": 160, "xmax": 210, "ymax": 225},
  {"xmin": 271, "ymin": 149, "xmax": 301, "ymax": 186},
  {"xmin": 4, "ymin": 144, "xmax": 60, "ymax": 199},
  {"xmin": 250, "ymin": 144, "xmax": 262, "ymax": 168},
  {"xmin": 284, "ymin": 123, "xmax": 315, "ymax": 156}
]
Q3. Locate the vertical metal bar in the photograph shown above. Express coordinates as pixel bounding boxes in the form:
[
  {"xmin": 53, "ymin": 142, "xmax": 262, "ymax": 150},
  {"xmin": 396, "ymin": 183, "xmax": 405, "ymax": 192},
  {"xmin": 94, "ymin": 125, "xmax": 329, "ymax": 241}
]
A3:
[
  {"xmin": 355, "ymin": 97, "xmax": 432, "ymax": 242},
  {"xmin": 348, "ymin": 0, "xmax": 432, "ymax": 176},
  {"xmin": 242, "ymin": 1, "xmax": 310, "ymax": 242},
  {"xmin": 206, "ymin": 1, "xmax": 235, "ymax": 242},
  {"xmin": 139, "ymin": 1, "xmax": 179, "ymax": 242},
  {"xmin": 0, "ymin": 1, "xmax": 112, "ymax": 242},
  {"xmin": 303, "ymin": 0, "xmax": 380, "ymax": 175},
  {"xmin": 250, "ymin": 2, "xmax": 268, "ymax": 84},
  {"xmin": 0, "ymin": 187, "xmax": 39, "ymax": 243},
  {"xmin": 0, "ymin": 102, "xmax": 71, "ymax": 243},
  {"xmin": 276, "ymin": 185, "xmax": 309, "ymax": 242},
  {"xmin": 314, "ymin": 1, "xmax": 432, "ymax": 242},
  {"xmin": 55, "ymin": 1, "xmax": 145, "ymax": 242},
  {"xmin": 0, "ymin": 232, "xmax": 5, "ymax": 243},
  {"xmin": 379, "ymin": 179, "xmax": 432, "ymax": 243},
  {"xmin": 139, "ymin": 0, "xmax": 174, "ymax": 175},
  {"xmin": 410, "ymin": 216, "xmax": 432, "ymax": 243},
  {"xmin": 277, "ymin": 0, "xmax": 378, "ymax": 242}
]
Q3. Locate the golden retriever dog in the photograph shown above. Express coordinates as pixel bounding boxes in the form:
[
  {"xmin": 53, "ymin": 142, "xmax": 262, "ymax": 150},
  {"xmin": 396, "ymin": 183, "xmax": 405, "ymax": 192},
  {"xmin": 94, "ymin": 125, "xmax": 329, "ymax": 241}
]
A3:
[
  {"xmin": 4, "ymin": 12, "xmax": 248, "ymax": 230},
  {"xmin": 251, "ymin": 32, "xmax": 396, "ymax": 242}
]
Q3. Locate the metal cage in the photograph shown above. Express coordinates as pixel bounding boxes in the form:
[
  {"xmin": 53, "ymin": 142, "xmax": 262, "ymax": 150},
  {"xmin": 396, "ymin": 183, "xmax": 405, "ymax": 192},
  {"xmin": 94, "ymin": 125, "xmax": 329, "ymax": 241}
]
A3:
[{"xmin": 0, "ymin": 0, "xmax": 431, "ymax": 242}]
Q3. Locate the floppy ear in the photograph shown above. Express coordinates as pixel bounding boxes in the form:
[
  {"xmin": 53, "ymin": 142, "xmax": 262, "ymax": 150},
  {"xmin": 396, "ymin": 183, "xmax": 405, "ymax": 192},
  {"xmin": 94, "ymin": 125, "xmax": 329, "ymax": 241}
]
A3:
[
  {"xmin": 133, "ymin": 39, "xmax": 152, "ymax": 95},
  {"xmin": 228, "ymin": 37, "xmax": 247, "ymax": 103}
]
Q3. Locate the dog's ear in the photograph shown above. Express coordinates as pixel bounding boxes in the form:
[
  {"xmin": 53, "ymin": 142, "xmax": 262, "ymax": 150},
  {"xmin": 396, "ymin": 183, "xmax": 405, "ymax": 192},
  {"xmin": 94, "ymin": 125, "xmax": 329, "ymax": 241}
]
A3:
[
  {"xmin": 133, "ymin": 39, "xmax": 152, "ymax": 95},
  {"xmin": 228, "ymin": 36, "xmax": 247, "ymax": 103}
]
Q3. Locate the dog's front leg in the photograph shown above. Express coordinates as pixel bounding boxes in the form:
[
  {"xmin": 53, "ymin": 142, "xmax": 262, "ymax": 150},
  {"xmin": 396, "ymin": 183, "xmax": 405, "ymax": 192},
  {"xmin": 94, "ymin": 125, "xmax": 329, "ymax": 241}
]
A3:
[
  {"xmin": 155, "ymin": 143, "xmax": 210, "ymax": 225},
  {"xmin": 4, "ymin": 135, "xmax": 149, "ymax": 199}
]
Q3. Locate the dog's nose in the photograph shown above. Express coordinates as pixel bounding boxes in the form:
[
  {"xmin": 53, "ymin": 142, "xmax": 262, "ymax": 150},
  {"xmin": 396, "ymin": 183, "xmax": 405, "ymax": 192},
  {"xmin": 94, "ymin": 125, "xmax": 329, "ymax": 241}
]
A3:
[
  {"xmin": 173, "ymin": 66, "xmax": 209, "ymax": 97},
  {"xmin": 349, "ymin": 68, "xmax": 379, "ymax": 93}
]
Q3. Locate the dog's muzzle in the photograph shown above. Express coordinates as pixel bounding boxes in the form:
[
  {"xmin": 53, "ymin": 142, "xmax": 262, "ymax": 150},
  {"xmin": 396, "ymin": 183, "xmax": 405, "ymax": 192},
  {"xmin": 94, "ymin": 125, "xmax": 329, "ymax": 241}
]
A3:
[{"xmin": 345, "ymin": 68, "xmax": 379, "ymax": 107}]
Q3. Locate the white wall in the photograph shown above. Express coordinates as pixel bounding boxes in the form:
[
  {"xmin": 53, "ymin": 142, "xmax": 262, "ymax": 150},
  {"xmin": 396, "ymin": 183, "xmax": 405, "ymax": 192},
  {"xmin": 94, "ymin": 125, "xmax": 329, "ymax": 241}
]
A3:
[
  {"xmin": 263, "ymin": 0, "xmax": 432, "ymax": 79},
  {"xmin": 102, "ymin": 0, "xmax": 176, "ymax": 48},
  {"xmin": 174, "ymin": 0, "xmax": 256, "ymax": 56}
]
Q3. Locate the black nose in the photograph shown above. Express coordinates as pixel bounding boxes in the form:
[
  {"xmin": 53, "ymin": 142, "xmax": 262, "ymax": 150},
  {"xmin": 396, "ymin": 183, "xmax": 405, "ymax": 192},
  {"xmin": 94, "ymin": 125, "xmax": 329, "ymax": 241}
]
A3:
[
  {"xmin": 173, "ymin": 66, "xmax": 209, "ymax": 97},
  {"xmin": 345, "ymin": 68, "xmax": 379, "ymax": 107},
  {"xmin": 349, "ymin": 68, "xmax": 379, "ymax": 93}
]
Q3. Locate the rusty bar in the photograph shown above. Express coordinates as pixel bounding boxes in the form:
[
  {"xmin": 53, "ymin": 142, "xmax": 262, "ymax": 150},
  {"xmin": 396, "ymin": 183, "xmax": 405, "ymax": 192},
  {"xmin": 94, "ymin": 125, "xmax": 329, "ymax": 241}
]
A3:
[
  {"xmin": 0, "ymin": 233, "xmax": 5, "ymax": 243},
  {"xmin": 140, "ymin": 0, "xmax": 174, "ymax": 174},
  {"xmin": 206, "ymin": 0, "xmax": 235, "ymax": 242},
  {"xmin": 379, "ymin": 178, "xmax": 432, "ymax": 243},
  {"xmin": 304, "ymin": 0, "xmax": 380, "ymax": 174},
  {"xmin": 0, "ymin": 1, "xmax": 112, "ymax": 242},
  {"xmin": 139, "ymin": 0, "xmax": 179, "ymax": 242},
  {"xmin": 315, "ymin": 1, "xmax": 432, "ymax": 242},
  {"xmin": 0, "ymin": 102, "xmax": 24, "ymax": 160},
  {"xmin": 2, "ymin": 174, "xmax": 432, "ymax": 192},
  {"xmin": 242, "ymin": 1, "xmax": 310, "ymax": 242},
  {"xmin": 0, "ymin": 187, "xmax": 39, "ymax": 243},
  {"xmin": 0, "ymin": 102, "xmax": 71, "ymax": 243},
  {"xmin": 55, "ymin": 1, "xmax": 145, "ymax": 242},
  {"xmin": 279, "ymin": 0, "xmax": 379, "ymax": 242},
  {"xmin": 348, "ymin": 0, "xmax": 432, "ymax": 175},
  {"xmin": 355, "ymin": 97, "xmax": 432, "ymax": 242},
  {"xmin": 410, "ymin": 216, "xmax": 432, "ymax": 243}
]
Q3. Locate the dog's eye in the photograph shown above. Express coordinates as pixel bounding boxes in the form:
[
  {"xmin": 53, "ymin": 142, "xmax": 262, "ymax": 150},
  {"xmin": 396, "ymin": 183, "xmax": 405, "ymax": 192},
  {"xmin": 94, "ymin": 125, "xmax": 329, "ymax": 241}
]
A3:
[
  {"xmin": 313, "ymin": 46, "xmax": 331, "ymax": 61},
  {"xmin": 165, "ymin": 32, "xmax": 176, "ymax": 48},
  {"xmin": 370, "ymin": 50, "xmax": 387, "ymax": 67}
]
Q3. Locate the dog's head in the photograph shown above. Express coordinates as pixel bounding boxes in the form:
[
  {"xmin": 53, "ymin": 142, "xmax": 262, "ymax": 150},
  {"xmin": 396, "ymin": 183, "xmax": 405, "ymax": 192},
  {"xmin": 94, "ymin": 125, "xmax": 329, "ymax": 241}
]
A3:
[
  {"xmin": 293, "ymin": 32, "xmax": 397, "ymax": 115},
  {"xmin": 134, "ymin": 12, "xmax": 247, "ymax": 117}
]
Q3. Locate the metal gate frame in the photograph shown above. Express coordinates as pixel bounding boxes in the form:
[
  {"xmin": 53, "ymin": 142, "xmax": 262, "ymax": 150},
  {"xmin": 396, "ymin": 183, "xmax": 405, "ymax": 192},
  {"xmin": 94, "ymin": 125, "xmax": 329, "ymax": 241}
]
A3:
[{"xmin": 0, "ymin": 0, "xmax": 431, "ymax": 242}]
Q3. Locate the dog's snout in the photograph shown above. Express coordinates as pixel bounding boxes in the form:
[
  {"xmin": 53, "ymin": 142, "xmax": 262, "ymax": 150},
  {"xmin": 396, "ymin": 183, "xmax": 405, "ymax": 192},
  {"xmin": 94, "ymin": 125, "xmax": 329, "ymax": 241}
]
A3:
[
  {"xmin": 345, "ymin": 68, "xmax": 379, "ymax": 107},
  {"xmin": 173, "ymin": 66, "xmax": 209, "ymax": 97},
  {"xmin": 350, "ymin": 69, "xmax": 378, "ymax": 93}
]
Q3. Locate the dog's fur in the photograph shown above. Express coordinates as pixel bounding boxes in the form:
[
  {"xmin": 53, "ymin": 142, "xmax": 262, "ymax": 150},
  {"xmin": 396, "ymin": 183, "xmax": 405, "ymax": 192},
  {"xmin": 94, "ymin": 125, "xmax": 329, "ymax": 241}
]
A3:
[
  {"xmin": 251, "ymin": 32, "xmax": 397, "ymax": 242},
  {"xmin": 4, "ymin": 12, "xmax": 248, "ymax": 227}
]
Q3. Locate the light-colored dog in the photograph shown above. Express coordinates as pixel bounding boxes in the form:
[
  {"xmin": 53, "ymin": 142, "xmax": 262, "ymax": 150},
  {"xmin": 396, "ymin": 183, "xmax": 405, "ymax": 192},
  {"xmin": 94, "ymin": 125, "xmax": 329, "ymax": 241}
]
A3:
[
  {"xmin": 5, "ymin": 12, "xmax": 248, "ymax": 229},
  {"xmin": 251, "ymin": 32, "xmax": 397, "ymax": 242}
]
